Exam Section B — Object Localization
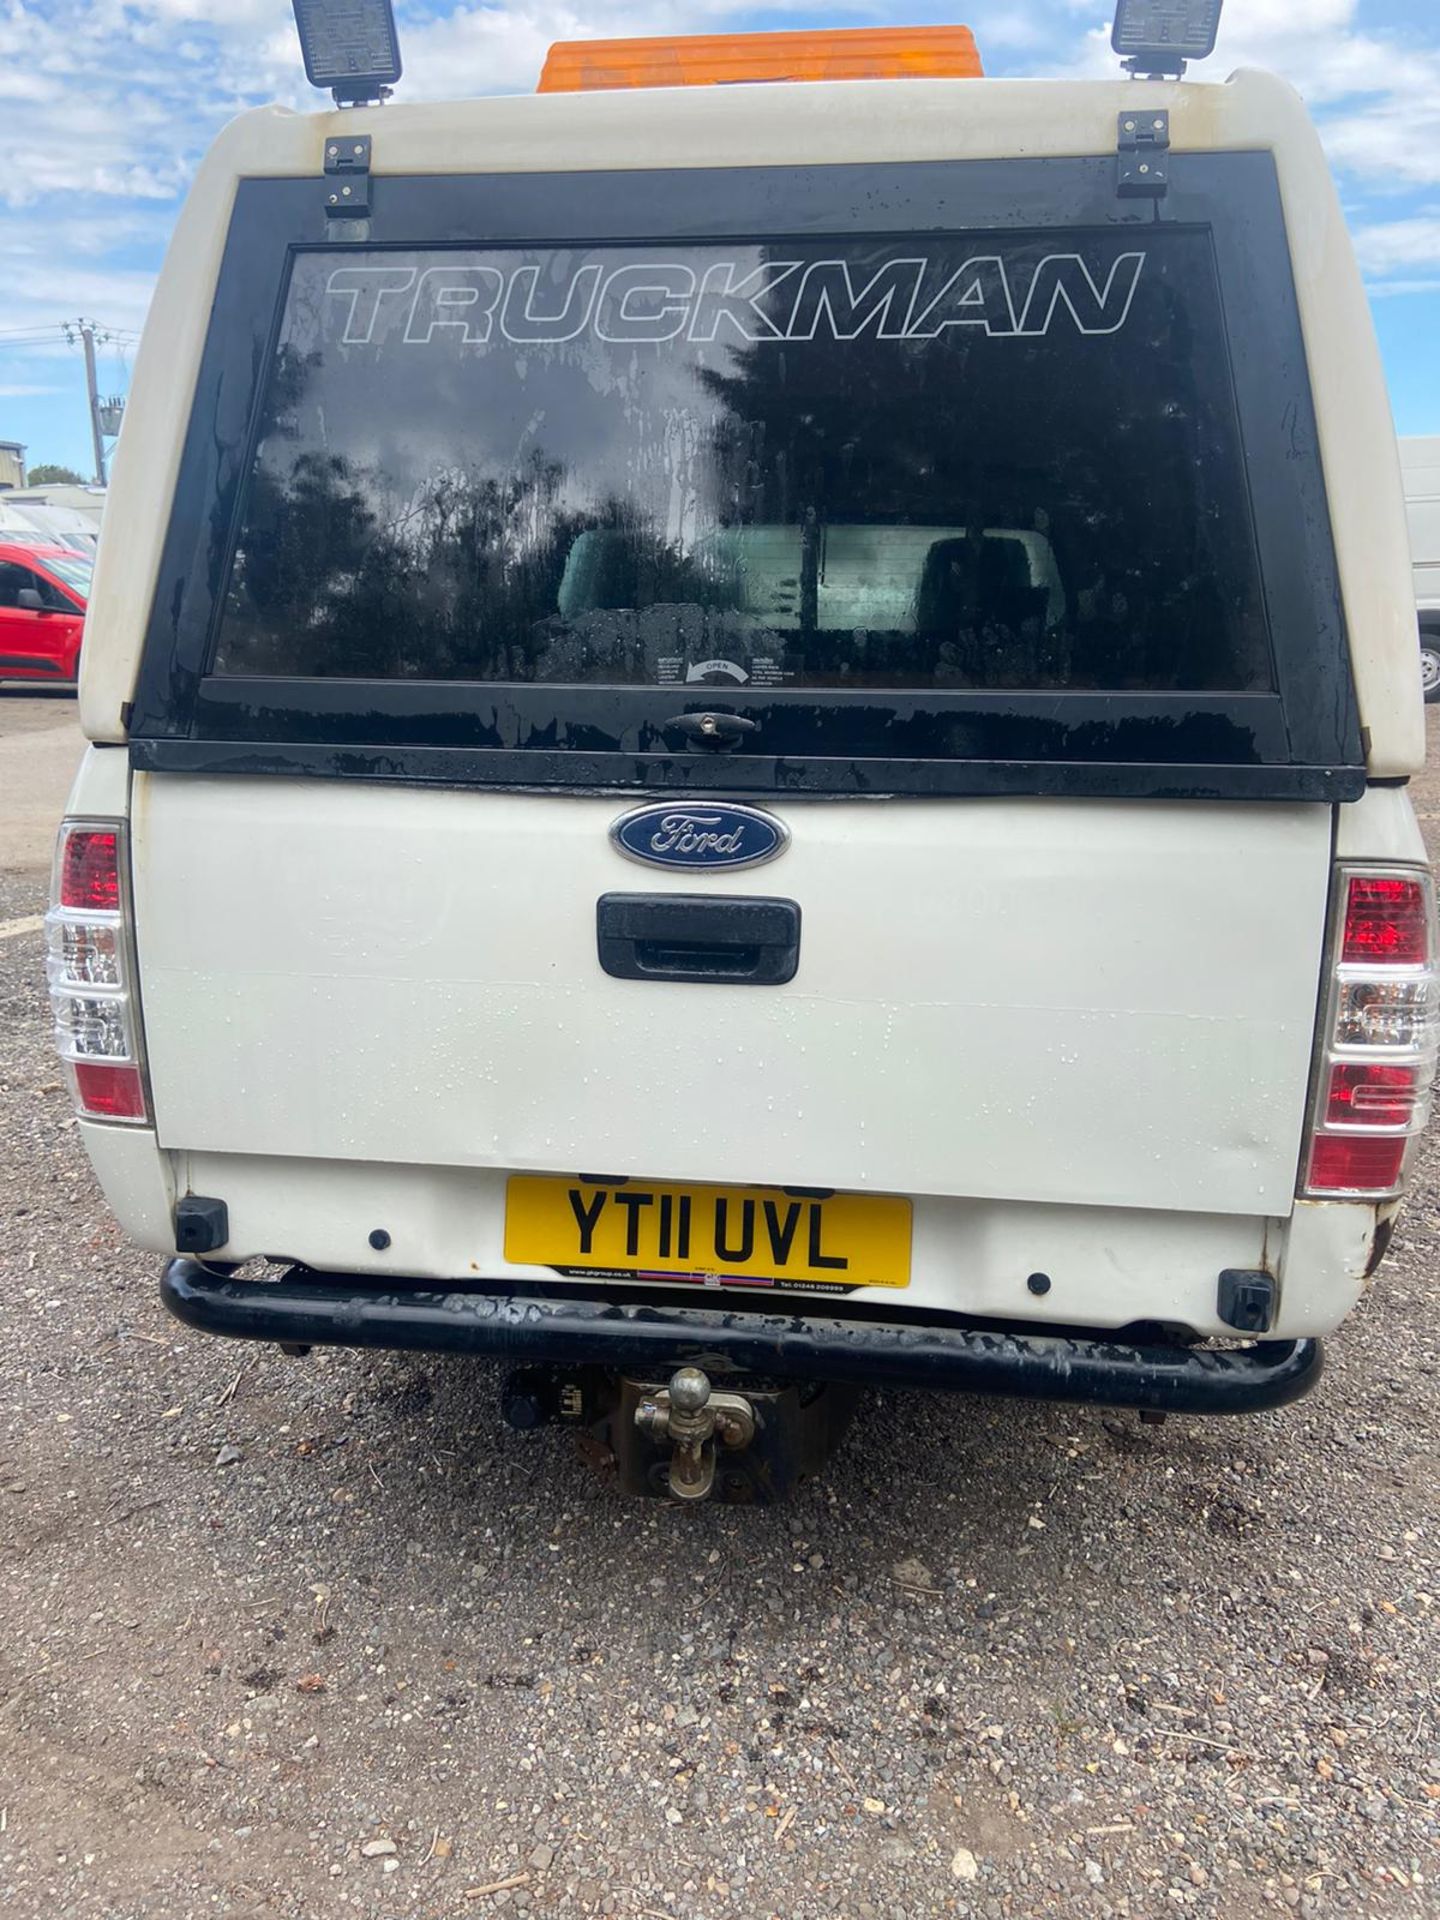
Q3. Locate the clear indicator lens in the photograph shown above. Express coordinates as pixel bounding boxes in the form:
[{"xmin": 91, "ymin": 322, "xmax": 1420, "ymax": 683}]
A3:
[
  {"xmin": 1333, "ymin": 974, "xmax": 1440, "ymax": 1050},
  {"xmin": 46, "ymin": 917, "xmax": 123, "ymax": 989},
  {"xmin": 53, "ymin": 993, "xmax": 132, "ymax": 1060}
]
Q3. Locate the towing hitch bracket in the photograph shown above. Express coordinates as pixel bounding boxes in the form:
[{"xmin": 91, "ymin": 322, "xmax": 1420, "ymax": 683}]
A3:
[{"xmin": 634, "ymin": 1366, "xmax": 757, "ymax": 1500}]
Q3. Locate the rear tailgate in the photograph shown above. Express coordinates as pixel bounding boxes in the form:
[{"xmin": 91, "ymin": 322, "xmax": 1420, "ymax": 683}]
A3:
[{"xmin": 131, "ymin": 776, "xmax": 1330, "ymax": 1215}]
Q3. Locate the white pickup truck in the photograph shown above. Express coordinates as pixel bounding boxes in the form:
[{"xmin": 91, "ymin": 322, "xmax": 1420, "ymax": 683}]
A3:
[{"xmin": 48, "ymin": 22, "xmax": 1435, "ymax": 1501}]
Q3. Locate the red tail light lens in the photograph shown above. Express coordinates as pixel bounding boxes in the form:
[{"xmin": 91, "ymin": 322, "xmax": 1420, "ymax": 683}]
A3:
[
  {"xmin": 1305, "ymin": 865, "xmax": 1438, "ymax": 1199},
  {"xmin": 59, "ymin": 827, "xmax": 120, "ymax": 912},
  {"xmin": 1307, "ymin": 1134, "xmax": 1408, "ymax": 1196},
  {"xmin": 1323, "ymin": 1061, "xmax": 1420, "ymax": 1129},
  {"xmin": 70, "ymin": 1061, "xmax": 149, "ymax": 1121},
  {"xmin": 1341, "ymin": 875, "xmax": 1428, "ymax": 966}
]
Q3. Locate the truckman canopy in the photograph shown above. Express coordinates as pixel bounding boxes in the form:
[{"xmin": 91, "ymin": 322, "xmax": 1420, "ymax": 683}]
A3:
[{"xmin": 125, "ymin": 127, "xmax": 1364, "ymax": 800}]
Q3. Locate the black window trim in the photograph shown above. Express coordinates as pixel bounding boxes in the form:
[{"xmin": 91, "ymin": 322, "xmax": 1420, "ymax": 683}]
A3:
[{"xmin": 126, "ymin": 154, "xmax": 1364, "ymax": 804}]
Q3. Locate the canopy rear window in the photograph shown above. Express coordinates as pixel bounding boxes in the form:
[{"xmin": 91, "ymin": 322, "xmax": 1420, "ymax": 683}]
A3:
[
  {"xmin": 217, "ymin": 233, "xmax": 1269, "ymax": 699},
  {"xmin": 129, "ymin": 157, "xmax": 1362, "ymax": 800}
]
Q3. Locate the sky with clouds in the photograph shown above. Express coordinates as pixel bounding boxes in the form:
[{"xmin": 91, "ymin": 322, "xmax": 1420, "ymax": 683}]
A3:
[{"xmin": 1, "ymin": 0, "xmax": 1438, "ymax": 478}]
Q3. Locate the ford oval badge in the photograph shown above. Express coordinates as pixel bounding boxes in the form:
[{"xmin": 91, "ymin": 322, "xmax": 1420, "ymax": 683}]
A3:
[{"xmin": 610, "ymin": 802, "xmax": 789, "ymax": 873}]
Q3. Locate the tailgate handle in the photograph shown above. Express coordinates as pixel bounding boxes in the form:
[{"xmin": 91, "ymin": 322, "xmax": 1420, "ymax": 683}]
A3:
[{"xmin": 597, "ymin": 894, "xmax": 800, "ymax": 985}]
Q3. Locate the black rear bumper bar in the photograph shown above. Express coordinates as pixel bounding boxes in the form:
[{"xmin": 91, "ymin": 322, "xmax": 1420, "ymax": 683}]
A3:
[{"xmin": 160, "ymin": 1260, "xmax": 1321, "ymax": 1416}]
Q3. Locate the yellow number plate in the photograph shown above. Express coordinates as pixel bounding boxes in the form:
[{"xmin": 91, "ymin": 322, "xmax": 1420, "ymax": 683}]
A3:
[{"xmin": 505, "ymin": 1176, "xmax": 911, "ymax": 1292}]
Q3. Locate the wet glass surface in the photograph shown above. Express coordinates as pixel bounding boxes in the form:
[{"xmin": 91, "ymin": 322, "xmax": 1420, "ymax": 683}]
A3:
[{"xmin": 214, "ymin": 233, "xmax": 1272, "ymax": 695}]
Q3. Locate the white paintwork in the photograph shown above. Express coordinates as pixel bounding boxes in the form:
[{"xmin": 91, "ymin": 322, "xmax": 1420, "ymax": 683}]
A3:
[
  {"xmin": 1334, "ymin": 780, "xmax": 1428, "ymax": 865},
  {"xmin": 63, "ymin": 739, "xmax": 129, "ymax": 820},
  {"xmin": 79, "ymin": 1118, "xmax": 177, "ymax": 1248},
  {"xmin": 85, "ymin": 1142, "xmax": 1369, "ymax": 1340},
  {"xmin": 80, "ymin": 66, "xmax": 1421, "ymax": 772},
  {"xmin": 1277, "ymin": 1198, "xmax": 1374, "ymax": 1335},
  {"xmin": 130, "ymin": 774, "xmax": 1330, "ymax": 1215}
]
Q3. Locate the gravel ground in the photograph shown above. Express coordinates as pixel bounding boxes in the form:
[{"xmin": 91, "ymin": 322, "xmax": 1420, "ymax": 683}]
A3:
[
  {"xmin": 0, "ymin": 707, "xmax": 1437, "ymax": 1920},
  {"xmin": 0, "ymin": 690, "xmax": 83, "ymax": 873}
]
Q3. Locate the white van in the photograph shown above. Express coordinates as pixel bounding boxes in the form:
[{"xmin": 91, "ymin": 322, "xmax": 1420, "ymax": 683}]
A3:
[
  {"xmin": 51, "ymin": 25, "xmax": 1435, "ymax": 1501},
  {"xmin": 1402, "ymin": 437, "xmax": 1440, "ymax": 700}
]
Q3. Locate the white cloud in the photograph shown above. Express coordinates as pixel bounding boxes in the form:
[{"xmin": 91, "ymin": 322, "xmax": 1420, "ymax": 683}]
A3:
[
  {"xmin": 1352, "ymin": 213, "xmax": 1440, "ymax": 273},
  {"xmin": 134, "ymin": 0, "xmax": 292, "ymax": 22},
  {"xmin": 0, "ymin": 199, "xmax": 162, "ymax": 337},
  {"xmin": 967, "ymin": 6, "xmax": 1050, "ymax": 54},
  {"xmin": 1325, "ymin": 93, "xmax": 1440, "ymax": 186},
  {"xmin": 401, "ymin": 6, "xmax": 628, "ymax": 97}
]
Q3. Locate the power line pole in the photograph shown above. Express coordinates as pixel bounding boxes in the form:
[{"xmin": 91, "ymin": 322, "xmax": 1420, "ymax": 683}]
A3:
[
  {"xmin": 80, "ymin": 321, "xmax": 107, "ymax": 486},
  {"xmin": 63, "ymin": 318, "xmax": 111, "ymax": 485}
]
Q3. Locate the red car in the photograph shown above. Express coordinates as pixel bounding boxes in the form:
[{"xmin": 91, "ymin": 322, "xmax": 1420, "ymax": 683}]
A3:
[{"xmin": 0, "ymin": 538, "xmax": 91, "ymax": 686}]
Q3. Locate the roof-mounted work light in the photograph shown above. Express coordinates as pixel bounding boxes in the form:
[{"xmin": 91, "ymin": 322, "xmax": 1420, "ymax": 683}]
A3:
[
  {"xmin": 1111, "ymin": 0, "xmax": 1222, "ymax": 78},
  {"xmin": 291, "ymin": 0, "xmax": 402, "ymax": 106}
]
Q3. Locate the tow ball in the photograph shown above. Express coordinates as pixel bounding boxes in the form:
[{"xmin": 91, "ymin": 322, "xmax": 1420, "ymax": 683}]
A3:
[
  {"xmin": 499, "ymin": 1363, "xmax": 859, "ymax": 1501},
  {"xmin": 634, "ymin": 1367, "xmax": 756, "ymax": 1501}
]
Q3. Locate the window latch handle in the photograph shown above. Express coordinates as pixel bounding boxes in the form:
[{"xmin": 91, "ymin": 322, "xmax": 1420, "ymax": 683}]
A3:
[{"xmin": 663, "ymin": 711, "xmax": 760, "ymax": 751}]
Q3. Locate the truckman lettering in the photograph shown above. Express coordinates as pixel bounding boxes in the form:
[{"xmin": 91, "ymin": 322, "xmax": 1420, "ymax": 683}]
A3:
[{"xmin": 325, "ymin": 250, "xmax": 1146, "ymax": 348}]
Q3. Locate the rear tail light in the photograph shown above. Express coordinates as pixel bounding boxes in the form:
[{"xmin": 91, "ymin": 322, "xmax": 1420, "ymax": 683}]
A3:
[
  {"xmin": 47, "ymin": 819, "xmax": 150, "ymax": 1125},
  {"xmin": 1304, "ymin": 866, "xmax": 1439, "ymax": 1198}
]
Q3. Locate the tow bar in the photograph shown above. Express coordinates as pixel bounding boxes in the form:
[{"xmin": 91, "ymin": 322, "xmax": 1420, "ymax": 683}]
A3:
[
  {"xmin": 634, "ymin": 1367, "xmax": 757, "ymax": 1501},
  {"xmin": 497, "ymin": 1361, "xmax": 860, "ymax": 1503}
]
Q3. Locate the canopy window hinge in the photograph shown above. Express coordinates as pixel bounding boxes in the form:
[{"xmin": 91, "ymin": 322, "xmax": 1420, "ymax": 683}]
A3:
[
  {"xmin": 324, "ymin": 134, "xmax": 371, "ymax": 218},
  {"xmin": 1117, "ymin": 109, "xmax": 1169, "ymax": 199}
]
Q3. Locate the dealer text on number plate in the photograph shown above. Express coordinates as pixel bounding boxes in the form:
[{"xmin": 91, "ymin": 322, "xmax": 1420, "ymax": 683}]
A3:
[{"xmin": 504, "ymin": 1176, "xmax": 912, "ymax": 1291}]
